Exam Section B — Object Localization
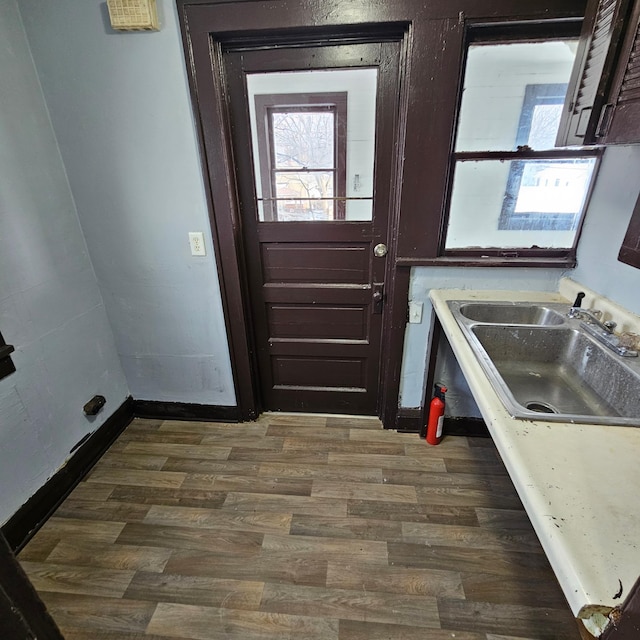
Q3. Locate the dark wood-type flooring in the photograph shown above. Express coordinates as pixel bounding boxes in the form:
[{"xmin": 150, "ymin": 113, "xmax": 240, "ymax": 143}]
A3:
[{"xmin": 18, "ymin": 414, "xmax": 581, "ymax": 639}]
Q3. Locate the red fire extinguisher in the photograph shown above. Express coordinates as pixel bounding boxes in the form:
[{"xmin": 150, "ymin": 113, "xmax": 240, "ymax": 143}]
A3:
[{"xmin": 426, "ymin": 383, "xmax": 447, "ymax": 445}]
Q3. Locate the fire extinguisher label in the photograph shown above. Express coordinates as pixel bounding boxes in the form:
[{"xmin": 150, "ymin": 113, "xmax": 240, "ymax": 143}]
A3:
[{"xmin": 436, "ymin": 415, "xmax": 444, "ymax": 438}]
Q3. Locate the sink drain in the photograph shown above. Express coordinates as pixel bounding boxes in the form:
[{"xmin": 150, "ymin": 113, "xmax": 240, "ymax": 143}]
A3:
[{"xmin": 526, "ymin": 401, "xmax": 558, "ymax": 414}]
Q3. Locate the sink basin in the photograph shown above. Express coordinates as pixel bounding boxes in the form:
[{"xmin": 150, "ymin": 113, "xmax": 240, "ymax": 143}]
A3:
[
  {"xmin": 446, "ymin": 300, "xmax": 640, "ymax": 426},
  {"xmin": 459, "ymin": 303, "xmax": 564, "ymax": 325},
  {"xmin": 470, "ymin": 326, "xmax": 640, "ymax": 425}
]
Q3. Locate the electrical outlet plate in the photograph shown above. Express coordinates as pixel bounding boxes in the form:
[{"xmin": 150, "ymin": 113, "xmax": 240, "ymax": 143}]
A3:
[
  {"xmin": 409, "ymin": 301, "xmax": 423, "ymax": 324},
  {"xmin": 188, "ymin": 232, "xmax": 206, "ymax": 256}
]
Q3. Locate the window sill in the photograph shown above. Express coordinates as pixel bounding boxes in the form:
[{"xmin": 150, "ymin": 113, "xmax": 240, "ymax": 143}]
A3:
[{"xmin": 396, "ymin": 256, "xmax": 576, "ymax": 268}]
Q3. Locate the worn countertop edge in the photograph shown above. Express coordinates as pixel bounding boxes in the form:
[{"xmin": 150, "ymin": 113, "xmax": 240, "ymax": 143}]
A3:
[{"xmin": 429, "ymin": 284, "xmax": 640, "ymax": 622}]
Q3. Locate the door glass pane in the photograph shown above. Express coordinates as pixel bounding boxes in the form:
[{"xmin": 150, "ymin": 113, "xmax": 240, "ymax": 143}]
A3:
[
  {"xmin": 275, "ymin": 199, "xmax": 335, "ymax": 222},
  {"xmin": 247, "ymin": 68, "xmax": 377, "ymax": 221}
]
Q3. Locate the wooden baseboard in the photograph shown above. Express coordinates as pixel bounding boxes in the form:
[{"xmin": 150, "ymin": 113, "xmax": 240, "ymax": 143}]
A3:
[
  {"xmin": 396, "ymin": 410, "xmax": 489, "ymax": 438},
  {"xmin": 1, "ymin": 397, "xmax": 134, "ymax": 552},
  {"xmin": 395, "ymin": 408, "xmax": 423, "ymax": 433},
  {"xmin": 443, "ymin": 416, "xmax": 490, "ymax": 437},
  {"xmin": 132, "ymin": 400, "xmax": 240, "ymax": 422}
]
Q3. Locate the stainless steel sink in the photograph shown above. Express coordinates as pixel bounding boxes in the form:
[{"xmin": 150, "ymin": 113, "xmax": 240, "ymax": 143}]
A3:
[
  {"xmin": 447, "ymin": 301, "xmax": 640, "ymax": 426},
  {"xmin": 459, "ymin": 303, "xmax": 564, "ymax": 326}
]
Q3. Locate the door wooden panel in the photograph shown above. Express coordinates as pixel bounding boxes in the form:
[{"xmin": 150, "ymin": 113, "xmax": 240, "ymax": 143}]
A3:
[
  {"xmin": 260, "ymin": 227, "xmax": 377, "ymax": 410},
  {"xmin": 268, "ymin": 306, "xmax": 368, "ymax": 340},
  {"xmin": 224, "ymin": 42, "xmax": 400, "ymax": 414},
  {"xmin": 272, "ymin": 356, "xmax": 367, "ymax": 390},
  {"xmin": 261, "ymin": 287, "xmax": 369, "ymax": 305},
  {"xmin": 261, "ymin": 243, "xmax": 370, "ymax": 284}
]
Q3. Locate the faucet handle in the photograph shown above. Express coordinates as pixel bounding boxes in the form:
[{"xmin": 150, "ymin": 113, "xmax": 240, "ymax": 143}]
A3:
[{"xmin": 572, "ymin": 292, "xmax": 585, "ymax": 308}]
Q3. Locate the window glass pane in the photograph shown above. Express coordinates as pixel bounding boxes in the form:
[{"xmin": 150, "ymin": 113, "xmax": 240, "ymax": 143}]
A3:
[
  {"xmin": 503, "ymin": 159, "xmax": 594, "ymax": 229},
  {"xmin": 444, "ymin": 37, "xmax": 599, "ymax": 256},
  {"xmin": 272, "ymin": 111, "xmax": 334, "ymax": 169},
  {"xmin": 445, "ymin": 158, "xmax": 597, "ymax": 249},
  {"xmin": 455, "ymin": 41, "xmax": 577, "ymax": 152},
  {"xmin": 247, "ymin": 68, "xmax": 378, "ymax": 221}
]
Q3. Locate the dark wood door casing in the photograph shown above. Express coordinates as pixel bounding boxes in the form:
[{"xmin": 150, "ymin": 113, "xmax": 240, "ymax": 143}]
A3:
[{"xmin": 176, "ymin": 0, "xmax": 586, "ymax": 426}]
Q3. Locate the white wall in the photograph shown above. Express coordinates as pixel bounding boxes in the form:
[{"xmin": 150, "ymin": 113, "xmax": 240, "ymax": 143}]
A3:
[
  {"xmin": 18, "ymin": 0, "xmax": 236, "ymax": 406},
  {"xmin": 572, "ymin": 145, "xmax": 640, "ymax": 314},
  {"xmin": 0, "ymin": 0, "xmax": 129, "ymax": 523}
]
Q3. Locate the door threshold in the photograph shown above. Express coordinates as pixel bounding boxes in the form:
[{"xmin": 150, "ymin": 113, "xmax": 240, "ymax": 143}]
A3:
[{"xmin": 262, "ymin": 411, "xmax": 381, "ymax": 420}]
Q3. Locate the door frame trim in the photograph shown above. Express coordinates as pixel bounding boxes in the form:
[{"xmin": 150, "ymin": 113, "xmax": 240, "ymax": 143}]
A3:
[
  {"xmin": 179, "ymin": 31, "xmax": 260, "ymax": 421},
  {"xmin": 177, "ymin": 8, "xmax": 409, "ymax": 426}
]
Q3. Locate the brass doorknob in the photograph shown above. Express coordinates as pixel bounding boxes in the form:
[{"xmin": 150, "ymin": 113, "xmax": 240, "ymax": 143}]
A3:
[{"xmin": 373, "ymin": 243, "xmax": 388, "ymax": 257}]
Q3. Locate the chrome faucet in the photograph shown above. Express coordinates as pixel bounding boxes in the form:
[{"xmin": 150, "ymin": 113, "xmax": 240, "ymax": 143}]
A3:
[
  {"xmin": 576, "ymin": 309, "xmax": 617, "ymax": 334},
  {"xmin": 567, "ymin": 292, "xmax": 617, "ymax": 334},
  {"xmin": 567, "ymin": 291, "xmax": 636, "ymax": 357}
]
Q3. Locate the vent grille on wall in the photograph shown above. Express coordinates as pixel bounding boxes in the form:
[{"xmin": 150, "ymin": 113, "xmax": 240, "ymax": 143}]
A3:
[{"xmin": 107, "ymin": 0, "xmax": 159, "ymax": 31}]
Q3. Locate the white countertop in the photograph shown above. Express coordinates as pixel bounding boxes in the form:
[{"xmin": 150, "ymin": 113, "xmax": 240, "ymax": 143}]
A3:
[{"xmin": 429, "ymin": 285, "xmax": 640, "ymax": 628}]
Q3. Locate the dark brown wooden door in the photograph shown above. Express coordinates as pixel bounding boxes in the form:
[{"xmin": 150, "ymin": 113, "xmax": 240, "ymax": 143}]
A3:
[{"xmin": 224, "ymin": 42, "xmax": 400, "ymax": 414}]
